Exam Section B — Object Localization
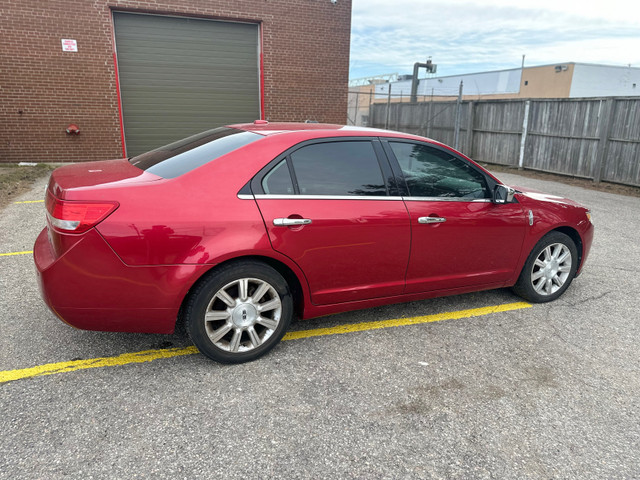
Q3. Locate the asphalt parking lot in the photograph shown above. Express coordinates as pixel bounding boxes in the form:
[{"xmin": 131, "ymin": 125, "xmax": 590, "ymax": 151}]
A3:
[{"xmin": 1, "ymin": 171, "xmax": 639, "ymax": 479}]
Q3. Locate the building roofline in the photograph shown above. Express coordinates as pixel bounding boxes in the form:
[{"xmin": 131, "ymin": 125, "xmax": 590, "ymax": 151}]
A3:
[
  {"xmin": 408, "ymin": 61, "xmax": 640, "ymax": 83},
  {"xmin": 570, "ymin": 61, "xmax": 640, "ymax": 70},
  {"xmin": 418, "ymin": 67, "xmax": 522, "ymax": 82}
]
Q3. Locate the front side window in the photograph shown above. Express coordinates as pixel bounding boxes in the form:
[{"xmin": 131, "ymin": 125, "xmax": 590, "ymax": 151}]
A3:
[
  {"xmin": 289, "ymin": 141, "xmax": 387, "ymax": 196},
  {"xmin": 389, "ymin": 142, "xmax": 489, "ymax": 199}
]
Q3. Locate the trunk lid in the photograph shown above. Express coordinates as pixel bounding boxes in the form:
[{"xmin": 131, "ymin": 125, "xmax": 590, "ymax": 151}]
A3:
[
  {"xmin": 44, "ymin": 159, "xmax": 163, "ymax": 258},
  {"xmin": 49, "ymin": 159, "xmax": 162, "ymax": 199}
]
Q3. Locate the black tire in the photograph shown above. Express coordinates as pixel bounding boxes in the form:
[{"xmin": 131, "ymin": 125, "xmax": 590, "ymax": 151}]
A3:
[
  {"xmin": 185, "ymin": 261, "xmax": 293, "ymax": 364},
  {"xmin": 512, "ymin": 231, "xmax": 578, "ymax": 303}
]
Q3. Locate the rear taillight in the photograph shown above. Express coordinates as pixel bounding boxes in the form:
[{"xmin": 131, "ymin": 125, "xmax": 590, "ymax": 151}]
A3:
[{"xmin": 46, "ymin": 191, "xmax": 118, "ymax": 234}]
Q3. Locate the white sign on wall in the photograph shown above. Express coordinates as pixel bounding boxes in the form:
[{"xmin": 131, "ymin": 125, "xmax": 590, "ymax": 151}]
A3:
[{"xmin": 61, "ymin": 39, "xmax": 78, "ymax": 52}]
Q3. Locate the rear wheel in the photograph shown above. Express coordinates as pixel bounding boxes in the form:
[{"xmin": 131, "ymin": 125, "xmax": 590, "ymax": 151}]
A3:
[
  {"xmin": 185, "ymin": 261, "xmax": 293, "ymax": 364},
  {"xmin": 513, "ymin": 231, "xmax": 578, "ymax": 303}
]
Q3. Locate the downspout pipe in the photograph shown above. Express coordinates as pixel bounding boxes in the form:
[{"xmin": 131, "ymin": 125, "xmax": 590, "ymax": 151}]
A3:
[
  {"xmin": 410, "ymin": 63, "xmax": 424, "ymax": 103},
  {"xmin": 411, "ymin": 62, "xmax": 431, "ymax": 103},
  {"xmin": 411, "ymin": 61, "xmax": 435, "ymax": 103}
]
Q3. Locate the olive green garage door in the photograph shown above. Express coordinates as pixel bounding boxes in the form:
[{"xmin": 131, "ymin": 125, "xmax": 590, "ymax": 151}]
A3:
[{"xmin": 113, "ymin": 12, "xmax": 260, "ymax": 156}]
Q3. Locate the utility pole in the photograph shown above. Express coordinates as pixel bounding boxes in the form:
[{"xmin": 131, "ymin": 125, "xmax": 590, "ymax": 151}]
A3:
[{"xmin": 454, "ymin": 80, "xmax": 463, "ymax": 150}]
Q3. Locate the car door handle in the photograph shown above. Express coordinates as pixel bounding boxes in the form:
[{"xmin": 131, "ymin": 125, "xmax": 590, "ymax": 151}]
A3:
[
  {"xmin": 273, "ymin": 218, "xmax": 312, "ymax": 226},
  {"xmin": 418, "ymin": 216, "xmax": 446, "ymax": 224}
]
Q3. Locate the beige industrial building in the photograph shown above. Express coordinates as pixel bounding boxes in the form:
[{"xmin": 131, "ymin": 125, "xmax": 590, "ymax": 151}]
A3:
[{"xmin": 348, "ymin": 62, "xmax": 640, "ymax": 125}]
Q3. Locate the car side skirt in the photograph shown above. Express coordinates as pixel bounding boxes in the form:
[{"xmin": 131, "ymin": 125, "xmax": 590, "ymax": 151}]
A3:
[{"xmin": 300, "ymin": 281, "xmax": 509, "ymax": 320}]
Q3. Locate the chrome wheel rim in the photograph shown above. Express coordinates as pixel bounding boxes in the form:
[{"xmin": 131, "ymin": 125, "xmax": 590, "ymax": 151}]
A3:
[
  {"xmin": 530, "ymin": 243, "xmax": 572, "ymax": 296},
  {"xmin": 204, "ymin": 278, "xmax": 282, "ymax": 353}
]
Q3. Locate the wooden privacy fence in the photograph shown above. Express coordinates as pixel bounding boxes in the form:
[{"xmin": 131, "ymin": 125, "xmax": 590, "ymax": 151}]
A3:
[{"xmin": 370, "ymin": 97, "xmax": 640, "ymax": 187}]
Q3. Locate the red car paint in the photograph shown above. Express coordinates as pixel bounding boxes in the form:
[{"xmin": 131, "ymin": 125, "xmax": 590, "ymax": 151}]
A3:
[{"xmin": 34, "ymin": 123, "xmax": 594, "ymax": 333}]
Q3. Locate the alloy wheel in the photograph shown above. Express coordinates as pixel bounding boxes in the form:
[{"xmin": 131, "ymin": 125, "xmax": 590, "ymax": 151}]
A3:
[
  {"xmin": 203, "ymin": 278, "xmax": 282, "ymax": 353},
  {"xmin": 530, "ymin": 243, "xmax": 573, "ymax": 296}
]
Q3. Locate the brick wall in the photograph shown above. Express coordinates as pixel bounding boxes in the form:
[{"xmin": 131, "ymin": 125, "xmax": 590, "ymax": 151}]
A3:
[{"xmin": 0, "ymin": 0, "xmax": 352, "ymax": 163}]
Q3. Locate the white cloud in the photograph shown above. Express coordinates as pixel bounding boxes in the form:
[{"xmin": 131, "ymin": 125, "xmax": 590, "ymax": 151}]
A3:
[{"xmin": 350, "ymin": 0, "xmax": 640, "ymax": 78}]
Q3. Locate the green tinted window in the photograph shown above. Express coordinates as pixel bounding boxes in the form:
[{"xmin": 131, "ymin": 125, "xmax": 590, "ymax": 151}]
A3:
[
  {"xmin": 390, "ymin": 142, "xmax": 489, "ymax": 199},
  {"xmin": 130, "ymin": 128, "xmax": 261, "ymax": 179},
  {"xmin": 262, "ymin": 160, "xmax": 294, "ymax": 194},
  {"xmin": 290, "ymin": 142, "xmax": 387, "ymax": 196}
]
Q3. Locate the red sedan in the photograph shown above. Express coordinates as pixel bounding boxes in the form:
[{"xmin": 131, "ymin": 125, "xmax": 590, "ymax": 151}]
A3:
[{"xmin": 34, "ymin": 123, "xmax": 594, "ymax": 363}]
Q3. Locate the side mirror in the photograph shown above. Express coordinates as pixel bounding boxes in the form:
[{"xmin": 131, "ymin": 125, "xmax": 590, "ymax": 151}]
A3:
[{"xmin": 493, "ymin": 184, "xmax": 515, "ymax": 204}]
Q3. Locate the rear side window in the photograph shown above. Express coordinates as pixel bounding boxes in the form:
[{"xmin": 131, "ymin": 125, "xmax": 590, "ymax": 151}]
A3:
[
  {"xmin": 130, "ymin": 127, "xmax": 261, "ymax": 179},
  {"xmin": 262, "ymin": 160, "xmax": 294, "ymax": 194},
  {"xmin": 289, "ymin": 141, "xmax": 387, "ymax": 196}
]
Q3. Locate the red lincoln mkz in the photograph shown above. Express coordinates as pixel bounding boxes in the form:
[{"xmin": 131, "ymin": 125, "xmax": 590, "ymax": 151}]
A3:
[{"xmin": 34, "ymin": 122, "xmax": 594, "ymax": 363}]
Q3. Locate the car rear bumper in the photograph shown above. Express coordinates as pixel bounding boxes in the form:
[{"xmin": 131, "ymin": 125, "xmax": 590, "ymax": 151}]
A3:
[{"xmin": 34, "ymin": 227, "xmax": 209, "ymax": 334}]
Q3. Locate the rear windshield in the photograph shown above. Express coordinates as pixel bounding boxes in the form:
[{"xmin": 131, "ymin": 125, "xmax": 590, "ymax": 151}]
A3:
[{"xmin": 129, "ymin": 127, "xmax": 261, "ymax": 179}]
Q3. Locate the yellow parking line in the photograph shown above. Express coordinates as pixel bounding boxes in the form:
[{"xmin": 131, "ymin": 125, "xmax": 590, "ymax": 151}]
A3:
[
  {"xmin": 0, "ymin": 347, "xmax": 200, "ymax": 384},
  {"xmin": 14, "ymin": 200, "xmax": 44, "ymax": 204},
  {"xmin": 282, "ymin": 302, "xmax": 532, "ymax": 341},
  {"xmin": 0, "ymin": 250, "xmax": 33, "ymax": 257},
  {"xmin": 0, "ymin": 301, "xmax": 531, "ymax": 384}
]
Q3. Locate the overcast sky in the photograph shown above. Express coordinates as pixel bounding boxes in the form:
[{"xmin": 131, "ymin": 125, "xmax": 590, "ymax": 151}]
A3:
[{"xmin": 349, "ymin": 0, "xmax": 640, "ymax": 80}]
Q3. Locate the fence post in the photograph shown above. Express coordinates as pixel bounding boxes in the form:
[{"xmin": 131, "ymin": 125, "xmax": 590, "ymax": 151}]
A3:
[
  {"xmin": 426, "ymin": 100, "xmax": 433, "ymax": 138},
  {"xmin": 454, "ymin": 81, "xmax": 463, "ymax": 150},
  {"xmin": 518, "ymin": 100, "xmax": 531, "ymax": 169},
  {"xmin": 594, "ymin": 98, "xmax": 615, "ymax": 184},
  {"xmin": 354, "ymin": 91, "xmax": 359, "ymax": 126},
  {"xmin": 385, "ymin": 83, "xmax": 391, "ymax": 129},
  {"xmin": 465, "ymin": 101, "xmax": 474, "ymax": 156}
]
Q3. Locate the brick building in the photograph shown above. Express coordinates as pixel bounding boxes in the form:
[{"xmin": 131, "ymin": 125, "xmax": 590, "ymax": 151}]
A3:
[{"xmin": 1, "ymin": 1, "xmax": 352, "ymax": 162}]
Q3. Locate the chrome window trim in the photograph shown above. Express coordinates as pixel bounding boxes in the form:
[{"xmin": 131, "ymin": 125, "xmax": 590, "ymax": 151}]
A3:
[
  {"xmin": 243, "ymin": 194, "xmax": 491, "ymax": 202},
  {"xmin": 253, "ymin": 194, "xmax": 403, "ymax": 201},
  {"xmin": 402, "ymin": 196, "xmax": 491, "ymax": 203}
]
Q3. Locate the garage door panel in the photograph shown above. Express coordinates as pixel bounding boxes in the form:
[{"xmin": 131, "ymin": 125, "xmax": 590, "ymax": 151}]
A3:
[
  {"xmin": 122, "ymin": 98, "xmax": 259, "ymax": 109},
  {"xmin": 116, "ymin": 30, "xmax": 258, "ymax": 44},
  {"xmin": 119, "ymin": 86, "xmax": 260, "ymax": 97},
  {"xmin": 117, "ymin": 45, "xmax": 259, "ymax": 65},
  {"xmin": 114, "ymin": 12, "xmax": 260, "ymax": 156},
  {"xmin": 117, "ymin": 71, "xmax": 259, "ymax": 85}
]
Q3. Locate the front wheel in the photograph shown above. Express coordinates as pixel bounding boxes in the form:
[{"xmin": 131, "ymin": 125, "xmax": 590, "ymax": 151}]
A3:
[
  {"xmin": 512, "ymin": 231, "xmax": 578, "ymax": 303},
  {"xmin": 185, "ymin": 261, "xmax": 293, "ymax": 364}
]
